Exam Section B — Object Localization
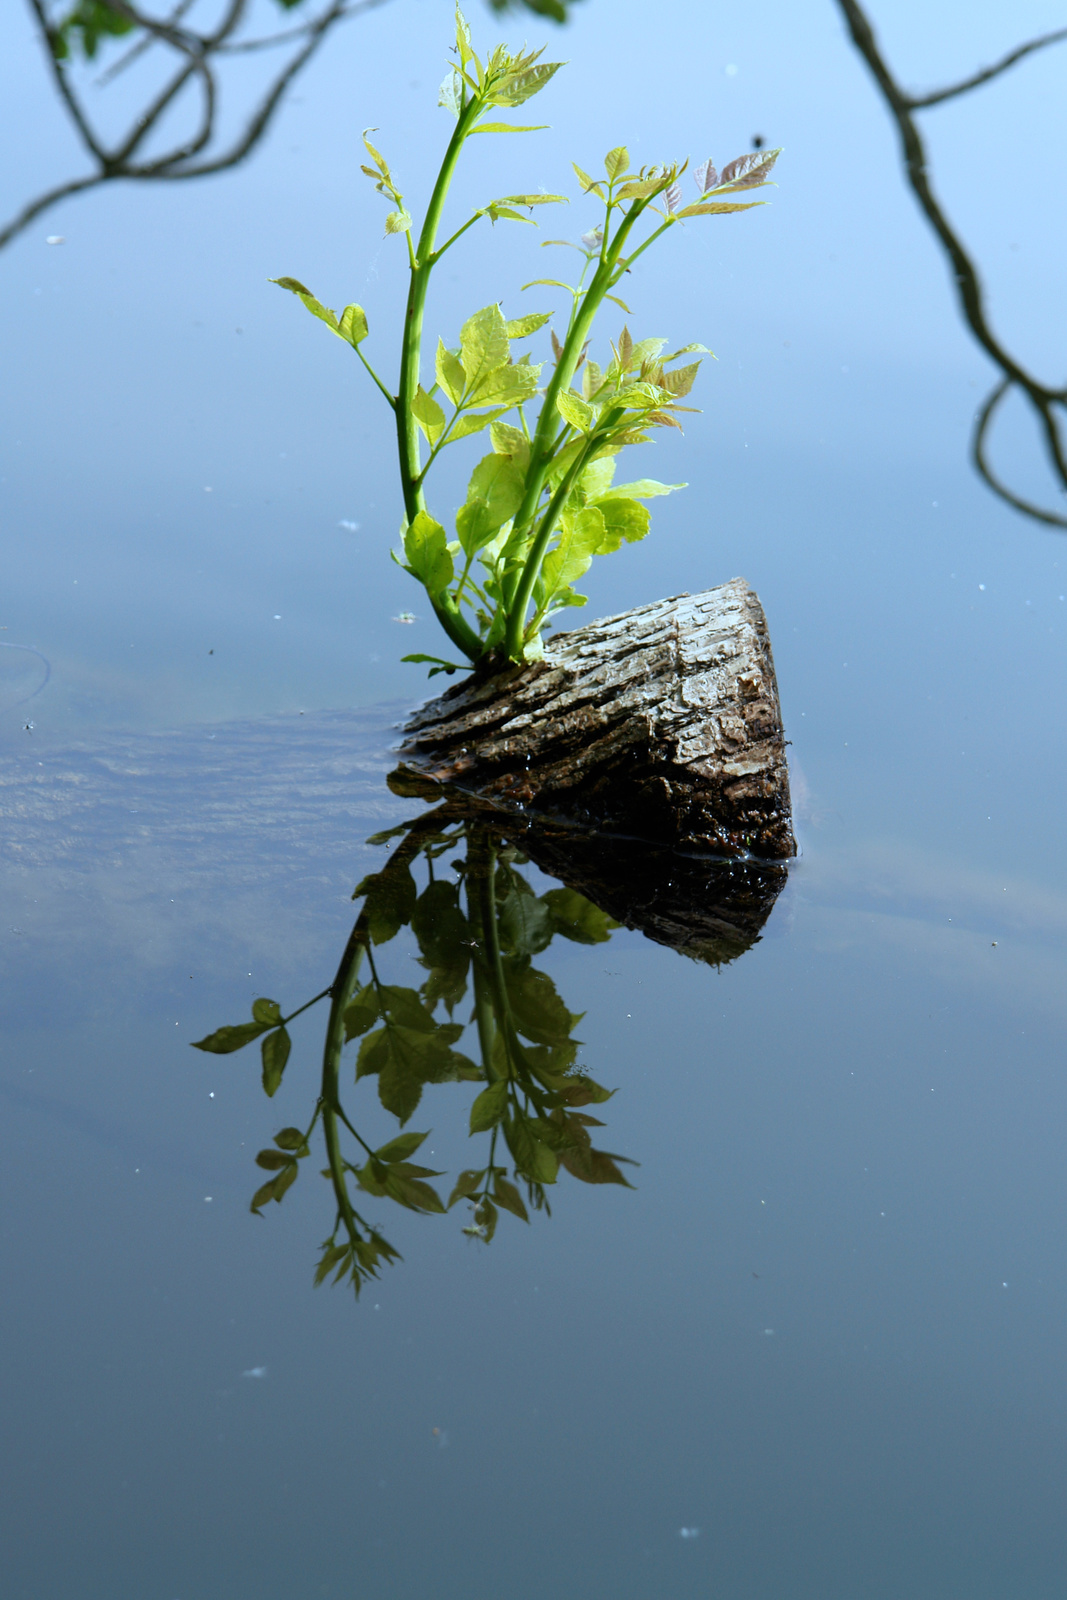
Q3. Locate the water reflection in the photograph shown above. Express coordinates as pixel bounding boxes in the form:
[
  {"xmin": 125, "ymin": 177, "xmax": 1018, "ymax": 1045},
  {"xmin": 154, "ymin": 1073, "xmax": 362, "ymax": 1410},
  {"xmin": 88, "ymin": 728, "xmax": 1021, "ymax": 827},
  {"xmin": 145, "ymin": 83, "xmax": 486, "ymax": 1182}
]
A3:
[
  {"xmin": 838, "ymin": 0, "xmax": 1067, "ymax": 529},
  {"xmin": 4, "ymin": 0, "xmax": 580, "ymax": 250},
  {"xmin": 193, "ymin": 787, "xmax": 785, "ymax": 1292}
]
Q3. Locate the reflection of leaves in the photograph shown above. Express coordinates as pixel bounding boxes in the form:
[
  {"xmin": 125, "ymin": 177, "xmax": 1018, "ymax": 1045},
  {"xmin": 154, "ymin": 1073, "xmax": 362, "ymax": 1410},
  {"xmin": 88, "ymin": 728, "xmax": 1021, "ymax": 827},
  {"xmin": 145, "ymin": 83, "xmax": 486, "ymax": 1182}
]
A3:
[
  {"xmin": 192, "ymin": 1018, "xmax": 271, "ymax": 1054},
  {"xmin": 499, "ymin": 881, "xmax": 554, "ymax": 955},
  {"xmin": 261, "ymin": 1026, "xmax": 292, "ymax": 1097},
  {"xmin": 448, "ymin": 1168, "xmax": 486, "ymax": 1207},
  {"xmin": 470, "ymin": 1079, "xmax": 508, "ymax": 1132},
  {"xmin": 493, "ymin": 1173, "xmax": 530, "ymax": 1221},
  {"xmin": 505, "ymin": 1112, "xmax": 560, "ymax": 1184},
  {"xmin": 354, "ymin": 1157, "xmax": 445, "ymax": 1213},
  {"xmin": 352, "ymin": 862, "xmax": 417, "ymax": 944},
  {"xmin": 411, "ymin": 879, "xmax": 471, "ymax": 1010},
  {"xmin": 343, "ymin": 985, "xmax": 380, "ymax": 1041},
  {"xmin": 504, "ymin": 961, "xmax": 582, "ymax": 1046},
  {"xmin": 541, "ymin": 887, "xmax": 619, "ymax": 944}
]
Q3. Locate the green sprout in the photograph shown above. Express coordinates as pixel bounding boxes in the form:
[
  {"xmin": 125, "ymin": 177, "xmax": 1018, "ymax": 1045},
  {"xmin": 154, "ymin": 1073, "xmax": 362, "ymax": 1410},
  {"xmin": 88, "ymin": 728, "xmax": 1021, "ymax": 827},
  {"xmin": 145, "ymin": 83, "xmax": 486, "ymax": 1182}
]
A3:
[{"xmin": 273, "ymin": 6, "xmax": 779, "ymax": 671}]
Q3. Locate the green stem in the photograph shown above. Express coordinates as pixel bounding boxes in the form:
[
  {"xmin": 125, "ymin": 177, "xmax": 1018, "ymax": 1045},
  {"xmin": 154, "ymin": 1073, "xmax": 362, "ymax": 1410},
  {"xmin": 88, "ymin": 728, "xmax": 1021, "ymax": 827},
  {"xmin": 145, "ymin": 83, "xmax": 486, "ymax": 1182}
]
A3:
[{"xmin": 395, "ymin": 95, "xmax": 484, "ymax": 663}]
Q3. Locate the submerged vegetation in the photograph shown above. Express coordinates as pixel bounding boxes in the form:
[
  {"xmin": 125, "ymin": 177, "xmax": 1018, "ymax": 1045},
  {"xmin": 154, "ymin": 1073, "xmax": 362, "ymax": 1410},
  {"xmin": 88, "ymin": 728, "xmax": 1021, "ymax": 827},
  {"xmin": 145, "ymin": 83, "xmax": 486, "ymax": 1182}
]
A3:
[{"xmin": 274, "ymin": 7, "xmax": 779, "ymax": 671}]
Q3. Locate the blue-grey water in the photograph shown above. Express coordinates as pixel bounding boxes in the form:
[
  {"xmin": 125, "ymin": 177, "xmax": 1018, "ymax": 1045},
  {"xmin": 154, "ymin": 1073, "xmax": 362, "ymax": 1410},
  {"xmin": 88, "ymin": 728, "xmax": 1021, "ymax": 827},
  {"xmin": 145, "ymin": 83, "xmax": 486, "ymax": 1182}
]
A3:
[{"xmin": 2, "ymin": 1, "xmax": 1066, "ymax": 1596}]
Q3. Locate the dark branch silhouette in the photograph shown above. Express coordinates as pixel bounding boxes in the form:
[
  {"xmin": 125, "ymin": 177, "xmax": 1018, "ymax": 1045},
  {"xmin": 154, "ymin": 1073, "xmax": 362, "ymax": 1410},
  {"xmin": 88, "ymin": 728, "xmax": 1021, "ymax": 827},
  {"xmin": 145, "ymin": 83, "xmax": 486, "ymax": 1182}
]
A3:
[
  {"xmin": 836, "ymin": 0, "xmax": 1067, "ymax": 529},
  {"xmin": 2, "ymin": 0, "xmax": 387, "ymax": 249},
  {"xmin": 4, "ymin": 0, "xmax": 582, "ymax": 251}
]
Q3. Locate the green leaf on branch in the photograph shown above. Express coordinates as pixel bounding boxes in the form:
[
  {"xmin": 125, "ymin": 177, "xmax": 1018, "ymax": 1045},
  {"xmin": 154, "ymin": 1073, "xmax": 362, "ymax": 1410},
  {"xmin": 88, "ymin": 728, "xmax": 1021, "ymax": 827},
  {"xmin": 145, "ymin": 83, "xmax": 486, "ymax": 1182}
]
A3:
[
  {"xmin": 572, "ymin": 163, "xmax": 605, "ymax": 198},
  {"xmin": 504, "ymin": 312, "xmax": 552, "ymax": 339},
  {"xmin": 456, "ymin": 453, "xmax": 526, "ymax": 557},
  {"xmin": 252, "ymin": 998, "xmax": 282, "ymax": 1026},
  {"xmin": 673, "ymin": 201, "xmax": 762, "ymax": 219},
  {"xmin": 492, "ymin": 61, "xmax": 563, "ymax": 107},
  {"xmin": 448, "ymin": 1168, "xmax": 486, "ymax": 1207},
  {"xmin": 604, "ymin": 146, "xmax": 630, "ymax": 181},
  {"xmin": 435, "ymin": 340, "xmax": 467, "ymax": 406},
  {"xmin": 449, "ymin": 406, "xmax": 512, "ymax": 442},
  {"xmin": 472, "ymin": 123, "xmax": 550, "ymax": 135},
  {"xmin": 338, "ymin": 304, "xmax": 369, "ymax": 346},
  {"xmin": 555, "ymin": 390, "xmax": 594, "ymax": 433},
  {"xmin": 412, "ymin": 385, "xmax": 446, "ymax": 445},
  {"xmin": 274, "ymin": 1127, "xmax": 310, "ymax": 1154},
  {"xmin": 343, "ymin": 985, "xmax": 380, "ymax": 1040},
  {"xmin": 270, "ymin": 277, "xmax": 340, "ymax": 332},
  {"xmin": 459, "ymin": 304, "xmax": 510, "ymax": 391},
  {"xmin": 250, "ymin": 1160, "xmax": 298, "ymax": 1214},
  {"xmin": 597, "ymin": 478, "xmax": 684, "ymax": 500},
  {"xmin": 354, "ymin": 859, "xmax": 418, "ymax": 944},
  {"xmin": 540, "ymin": 506, "xmax": 605, "ymax": 596},
  {"xmin": 595, "ymin": 497, "xmax": 650, "ymax": 551},
  {"xmin": 375, "ymin": 1130, "xmax": 430, "ymax": 1163},
  {"xmin": 493, "ymin": 1174, "xmax": 530, "ymax": 1221},
  {"xmin": 505, "ymin": 963, "xmax": 581, "ymax": 1046},
  {"xmin": 384, "ymin": 209, "xmax": 413, "ymax": 235},
  {"xmin": 403, "ymin": 511, "xmax": 454, "ymax": 599},
  {"xmin": 261, "ymin": 1026, "xmax": 291, "ymax": 1097}
]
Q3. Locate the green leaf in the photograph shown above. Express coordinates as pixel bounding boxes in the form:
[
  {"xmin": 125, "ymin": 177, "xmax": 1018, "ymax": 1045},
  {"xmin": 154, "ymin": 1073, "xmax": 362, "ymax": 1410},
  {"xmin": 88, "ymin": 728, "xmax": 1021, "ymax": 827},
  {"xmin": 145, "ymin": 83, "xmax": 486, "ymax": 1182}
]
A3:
[
  {"xmin": 504, "ymin": 312, "xmax": 551, "ymax": 339},
  {"xmin": 572, "ymin": 163, "xmax": 605, "ymax": 198},
  {"xmin": 500, "ymin": 888, "xmax": 554, "ymax": 956},
  {"xmin": 338, "ymin": 304, "xmax": 369, "ymax": 347},
  {"xmin": 493, "ymin": 60, "xmax": 563, "ymax": 107},
  {"xmin": 521, "ymin": 278, "xmax": 575, "ymax": 294},
  {"xmin": 659, "ymin": 362, "xmax": 701, "ymax": 398},
  {"xmin": 604, "ymin": 146, "xmax": 630, "ymax": 181},
  {"xmin": 616, "ymin": 176, "xmax": 670, "ymax": 200},
  {"xmin": 541, "ymin": 887, "xmax": 620, "ymax": 944},
  {"xmin": 384, "ymin": 209, "xmax": 413, "ymax": 235},
  {"xmin": 559, "ymin": 1145, "xmax": 636, "ymax": 1186},
  {"xmin": 449, "ymin": 406, "xmax": 512, "ymax": 442},
  {"xmin": 375, "ymin": 1130, "xmax": 429, "ymax": 1163},
  {"xmin": 402, "ymin": 653, "xmax": 463, "ymax": 678},
  {"xmin": 540, "ymin": 506, "xmax": 606, "ymax": 597},
  {"xmin": 597, "ymin": 478, "xmax": 684, "ymax": 500},
  {"xmin": 435, "ymin": 339, "xmax": 467, "ymax": 406},
  {"xmin": 489, "ymin": 420, "xmax": 530, "ymax": 470},
  {"xmin": 673, "ymin": 201, "xmax": 762, "ymax": 218},
  {"xmin": 555, "ymin": 389, "xmax": 594, "ymax": 432},
  {"xmin": 472, "ymin": 361, "xmax": 541, "ymax": 408},
  {"xmin": 448, "ymin": 1169, "xmax": 485, "ymax": 1209},
  {"xmin": 274, "ymin": 1126, "xmax": 309, "ymax": 1152},
  {"xmin": 505, "ymin": 1113, "xmax": 559, "ymax": 1184},
  {"xmin": 492, "ymin": 193, "xmax": 567, "ymax": 208},
  {"xmin": 505, "ymin": 963, "xmax": 581, "ymax": 1046},
  {"xmin": 191, "ymin": 1020, "xmax": 270, "ymax": 1054},
  {"xmin": 343, "ymin": 986, "xmax": 380, "ymax": 1041},
  {"xmin": 605, "ymin": 293, "xmax": 633, "ymax": 314},
  {"xmin": 383, "ymin": 1166, "xmax": 445, "ymax": 1213},
  {"xmin": 403, "ymin": 510, "xmax": 454, "ymax": 600},
  {"xmin": 411, "ymin": 384, "xmax": 446, "ymax": 446},
  {"xmin": 595, "ymin": 497, "xmax": 650, "ymax": 551},
  {"xmin": 255, "ymin": 1148, "xmax": 294, "ymax": 1171},
  {"xmin": 250, "ymin": 1160, "xmax": 298, "ymax": 1214},
  {"xmin": 270, "ymin": 277, "xmax": 339, "ymax": 334},
  {"xmin": 360, "ymin": 859, "xmax": 418, "ymax": 945},
  {"xmin": 251, "ymin": 998, "xmax": 282, "ymax": 1026},
  {"xmin": 380, "ymin": 985, "xmax": 437, "ymax": 1032},
  {"xmin": 459, "ymin": 304, "xmax": 509, "ymax": 391},
  {"xmin": 492, "ymin": 1174, "xmax": 530, "ymax": 1222},
  {"xmin": 470, "ymin": 1078, "xmax": 508, "ymax": 1133},
  {"xmin": 261, "ymin": 1026, "xmax": 291, "ymax": 1098},
  {"xmin": 472, "ymin": 122, "xmax": 550, "ymax": 135},
  {"xmin": 456, "ymin": 453, "xmax": 526, "ymax": 557}
]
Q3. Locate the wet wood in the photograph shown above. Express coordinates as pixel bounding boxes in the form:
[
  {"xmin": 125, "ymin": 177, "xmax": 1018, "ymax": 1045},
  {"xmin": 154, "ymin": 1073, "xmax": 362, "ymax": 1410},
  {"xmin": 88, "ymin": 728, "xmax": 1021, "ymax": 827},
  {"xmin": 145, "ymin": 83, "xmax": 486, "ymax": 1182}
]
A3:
[{"xmin": 393, "ymin": 577, "xmax": 795, "ymax": 859}]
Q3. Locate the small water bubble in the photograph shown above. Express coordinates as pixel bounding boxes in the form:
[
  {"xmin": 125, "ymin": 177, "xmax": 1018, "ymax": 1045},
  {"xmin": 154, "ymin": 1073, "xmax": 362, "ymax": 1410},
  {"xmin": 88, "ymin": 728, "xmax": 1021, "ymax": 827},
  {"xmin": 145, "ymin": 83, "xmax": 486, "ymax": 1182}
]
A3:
[
  {"xmin": 241, "ymin": 1367, "xmax": 267, "ymax": 1379},
  {"xmin": 46, "ymin": 235, "xmax": 65, "ymax": 245},
  {"xmin": 338, "ymin": 519, "xmax": 361, "ymax": 532},
  {"xmin": 679, "ymin": 1527, "xmax": 701, "ymax": 1539}
]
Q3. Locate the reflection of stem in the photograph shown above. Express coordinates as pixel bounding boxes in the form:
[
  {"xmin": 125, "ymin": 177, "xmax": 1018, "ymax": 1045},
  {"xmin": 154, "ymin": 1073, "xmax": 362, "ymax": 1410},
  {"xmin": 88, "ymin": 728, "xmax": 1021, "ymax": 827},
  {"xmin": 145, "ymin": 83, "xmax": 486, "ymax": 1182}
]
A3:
[{"xmin": 835, "ymin": 0, "xmax": 1067, "ymax": 529}]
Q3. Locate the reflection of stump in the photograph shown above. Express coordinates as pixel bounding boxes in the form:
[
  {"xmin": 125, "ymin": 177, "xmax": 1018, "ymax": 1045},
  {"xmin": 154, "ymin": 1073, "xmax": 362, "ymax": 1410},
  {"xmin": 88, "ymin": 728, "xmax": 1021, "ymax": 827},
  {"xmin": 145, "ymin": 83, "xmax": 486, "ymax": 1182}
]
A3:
[
  {"xmin": 395, "ymin": 578, "xmax": 795, "ymax": 859},
  {"xmin": 505, "ymin": 822, "xmax": 788, "ymax": 966}
]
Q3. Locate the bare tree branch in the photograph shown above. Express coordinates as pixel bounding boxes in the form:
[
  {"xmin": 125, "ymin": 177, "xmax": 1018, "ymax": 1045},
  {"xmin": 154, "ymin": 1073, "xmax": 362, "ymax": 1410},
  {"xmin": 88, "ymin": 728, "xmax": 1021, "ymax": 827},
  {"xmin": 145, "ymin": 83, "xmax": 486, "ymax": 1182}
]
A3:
[
  {"xmin": 836, "ymin": 0, "xmax": 1067, "ymax": 530},
  {"xmin": 908, "ymin": 24, "xmax": 1067, "ymax": 108}
]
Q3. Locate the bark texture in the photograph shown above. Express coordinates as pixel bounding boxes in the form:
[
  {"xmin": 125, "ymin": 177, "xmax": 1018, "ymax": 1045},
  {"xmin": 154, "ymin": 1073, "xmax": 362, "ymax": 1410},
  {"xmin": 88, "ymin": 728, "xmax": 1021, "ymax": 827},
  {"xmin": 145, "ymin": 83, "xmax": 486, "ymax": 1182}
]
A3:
[{"xmin": 394, "ymin": 578, "xmax": 795, "ymax": 859}]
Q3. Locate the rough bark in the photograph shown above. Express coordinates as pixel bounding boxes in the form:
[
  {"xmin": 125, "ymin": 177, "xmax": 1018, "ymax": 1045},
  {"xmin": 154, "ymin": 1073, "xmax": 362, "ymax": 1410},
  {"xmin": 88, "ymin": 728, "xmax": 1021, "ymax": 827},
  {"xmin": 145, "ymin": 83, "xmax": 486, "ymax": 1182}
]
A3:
[{"xmin": 393, "ymin": 577, "xmax": 795, "ymax": 859}]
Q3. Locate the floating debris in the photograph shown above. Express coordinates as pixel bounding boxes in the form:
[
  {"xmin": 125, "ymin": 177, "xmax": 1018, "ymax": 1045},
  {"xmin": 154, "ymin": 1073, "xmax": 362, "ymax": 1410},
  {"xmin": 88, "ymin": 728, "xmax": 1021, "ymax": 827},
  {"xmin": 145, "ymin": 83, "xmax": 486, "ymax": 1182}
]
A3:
[{"xmin": 241, "ymin": 1366, "xmax": 268, "ymax": 1379}]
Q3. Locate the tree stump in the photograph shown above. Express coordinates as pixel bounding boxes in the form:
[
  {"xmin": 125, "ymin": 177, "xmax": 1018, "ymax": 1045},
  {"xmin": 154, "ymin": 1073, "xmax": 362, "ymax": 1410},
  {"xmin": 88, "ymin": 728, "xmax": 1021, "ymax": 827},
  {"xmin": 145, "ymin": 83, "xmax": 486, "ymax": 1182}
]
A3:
[{"xmin": 393, "ymin": 577, "xmax": 795, "ymax": 860}]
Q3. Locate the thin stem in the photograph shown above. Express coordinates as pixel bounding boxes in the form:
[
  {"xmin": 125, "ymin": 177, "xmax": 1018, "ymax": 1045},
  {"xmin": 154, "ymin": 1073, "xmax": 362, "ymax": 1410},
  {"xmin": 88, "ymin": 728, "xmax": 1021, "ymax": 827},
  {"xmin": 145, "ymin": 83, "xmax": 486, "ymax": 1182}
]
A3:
[{"xmin": 353, "ymin": 344, "xmax": 396, "ymax": 407}]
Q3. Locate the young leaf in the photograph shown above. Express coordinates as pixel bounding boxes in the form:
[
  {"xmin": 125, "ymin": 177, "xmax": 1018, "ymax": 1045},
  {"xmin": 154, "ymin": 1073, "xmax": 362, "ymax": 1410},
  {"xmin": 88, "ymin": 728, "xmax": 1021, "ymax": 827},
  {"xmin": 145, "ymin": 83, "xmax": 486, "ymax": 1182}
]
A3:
[
  {"xmin": 555, "ymin": 390, "xmax": 594, "ymax": 432},
  {"xmin": 449, "ymin": 406, "xmax": 512, "ymax": 442},
  {"xmin": 492, "ymin": 193, "xmax": 567, "ymax": 209},
  {"xmin": 384, "ymin": 209, "xmax": 413, "ymax": 235},
  {"xmin": 616, "ymin": 176, "xmax": 669, "ymax": 200},
  {"xmin": 435, "ymin": 339, "xmax": 467, "ymax": 406},
  {"xmin": 596, "ymin": 478, "xmax": 684, "ymax": 500},
  {"xmin": 572, "ymin": 163, "xmax": 605, "ymax": 198},
  {"xmin": 274, "ymin": 1126, "xmax": 310, "ymax": 1153},
  {"xmin": 252, "ymin": 998, "xmax": 282, "ymax": 1026},
  {"xmin": 411, "ymin": 385, "xmax": 446, "ymax": 445},
  {"xmin": 541, "ymin": 886, "xmax": 619, "ymax": 944},
  {"xmin": 459, "ymin": 303, "xmax": 510, "ymax": 389},
  {"xmin": 335, "ymin": 305, "xmax": 368, "ymax": 348},
  {"xmin": 718, "ymin": 147, "xmax": 781, "ymax": 190},
  {"xmin": 493, "ymin": 61, "xmax": 563, "ymax": 107},
  {"xmin": 504, "ymin": 311, "xmax": 552, "ymax": 339},
  {"xmin": 270, "ymin": 277, "xmax": 340, "ymax": 332},
  {"xmin": 673, "ymin": 201, "xmax": 762, "ymax": 219},
  {"xmin": 261, "ymin": 1025, "xmax": 291, "ymax": 1098},
  {"xmin": 604, "ymin": 146, "xmax": 629, "ymax": 181},
  {"xmin": 489, "ymin": 420, "xmax": 531, "ymax": 468},
  {"xmin": 472, "ymin": 122, "xmax": 550, "ymax": 135},
  {"xmin": 403, "ymin": 511, "xmax": 454, "ymax": 599}
]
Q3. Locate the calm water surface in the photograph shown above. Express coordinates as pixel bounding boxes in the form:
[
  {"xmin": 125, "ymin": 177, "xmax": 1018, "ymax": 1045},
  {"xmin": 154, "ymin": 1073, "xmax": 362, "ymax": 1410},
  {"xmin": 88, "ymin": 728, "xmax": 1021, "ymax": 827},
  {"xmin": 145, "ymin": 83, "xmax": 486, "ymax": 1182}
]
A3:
[{"xmin": 2, "ymin": 1, "xmax": 1066, "ymax": 1596}]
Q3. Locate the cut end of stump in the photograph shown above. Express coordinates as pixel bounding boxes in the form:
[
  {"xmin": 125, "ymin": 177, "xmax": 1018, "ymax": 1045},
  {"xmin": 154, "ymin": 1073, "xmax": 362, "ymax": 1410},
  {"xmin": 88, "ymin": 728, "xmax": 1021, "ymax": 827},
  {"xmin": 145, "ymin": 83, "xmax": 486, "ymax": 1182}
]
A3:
[{"xmin": 393, "ymin": 578, "xmax": 796, "ymax": 860}]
